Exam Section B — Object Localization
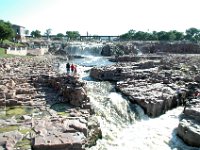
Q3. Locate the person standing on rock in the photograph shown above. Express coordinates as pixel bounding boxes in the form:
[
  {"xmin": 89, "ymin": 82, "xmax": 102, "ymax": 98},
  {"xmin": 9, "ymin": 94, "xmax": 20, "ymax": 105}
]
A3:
[
  {"xmin": 71, "ymin": 63, "xmax": 75, "ymax": 73},
  {"xmin": 73, "ymin": 65, "xmax": 77, "ymax": 76},
  {"xmin": 66, "ymin": 62, "xmax": 70, "ymax": 74}
]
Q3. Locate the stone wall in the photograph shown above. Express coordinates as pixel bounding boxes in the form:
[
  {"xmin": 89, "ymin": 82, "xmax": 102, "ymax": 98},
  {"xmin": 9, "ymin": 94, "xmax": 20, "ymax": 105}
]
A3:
[{"xmin": 6, "ymin": 47, "xmax": 48, "ymax": 56}]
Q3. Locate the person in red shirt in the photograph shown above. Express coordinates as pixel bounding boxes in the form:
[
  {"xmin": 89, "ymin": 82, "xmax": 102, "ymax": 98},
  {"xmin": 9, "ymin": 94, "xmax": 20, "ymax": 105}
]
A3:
[{"xmin": 70, "ymin": 64, "xmax": 75, "ymax": 72}]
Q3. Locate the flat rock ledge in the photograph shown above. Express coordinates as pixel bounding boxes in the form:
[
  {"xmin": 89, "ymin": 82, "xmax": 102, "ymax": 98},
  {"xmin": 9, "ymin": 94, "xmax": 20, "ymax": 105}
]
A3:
[
  {"xmin": 0, "ymin": 56, "xmax": 101, "ymax": 150},
  {"xmin": 177, "ymin": 99, "xmax": 200, "ymax": 147}
]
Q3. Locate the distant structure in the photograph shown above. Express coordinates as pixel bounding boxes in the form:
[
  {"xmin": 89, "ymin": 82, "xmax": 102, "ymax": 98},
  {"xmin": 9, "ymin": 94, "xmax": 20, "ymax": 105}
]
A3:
[
  {"xmin": 80, "ymin": 35, "xmax": 119, "ymax": 41},
  {"xmin": 12, "ymin": 24, "xmax": 26, "ymax": 42}
]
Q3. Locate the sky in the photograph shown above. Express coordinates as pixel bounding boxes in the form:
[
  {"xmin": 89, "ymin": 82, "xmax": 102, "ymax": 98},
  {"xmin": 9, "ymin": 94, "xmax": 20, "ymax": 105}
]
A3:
[{"xmin": 0, "ymin": 0, "xmax": 200, "ymax": 36}]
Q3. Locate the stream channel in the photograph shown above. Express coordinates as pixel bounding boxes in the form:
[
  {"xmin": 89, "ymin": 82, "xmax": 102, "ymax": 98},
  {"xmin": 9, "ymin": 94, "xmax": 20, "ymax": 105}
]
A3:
[{"xmin": 58, "ymin": 42, "xmax": 199, "ymax": 150}]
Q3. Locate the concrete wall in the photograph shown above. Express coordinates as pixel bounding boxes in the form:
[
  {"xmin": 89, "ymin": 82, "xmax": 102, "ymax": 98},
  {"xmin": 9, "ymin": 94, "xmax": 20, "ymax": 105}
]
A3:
[
  {"xmin": 6, "ymin": 47, "xmax": 27, "ymax": 56},
  {"xmin": 6, "ymin": 47, "xmax": 48, "ymax": 56},
  {"xmin": 27, "ymin": 47, "xmax": 48, "ymax": 56}
]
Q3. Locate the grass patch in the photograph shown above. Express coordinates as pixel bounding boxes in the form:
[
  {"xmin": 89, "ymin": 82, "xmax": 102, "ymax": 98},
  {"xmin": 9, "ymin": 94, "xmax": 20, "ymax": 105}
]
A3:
[
  {"xmin": 19, "ymin": 128, "xmax": 32, "ymax": 134},
  {"xmin": 3, "ymin": 40, "xmax": 24, "ymax": 47},
  {"xmin": 0, "ymin": 47, "xmax": 16, "ymax": 58},
  {"xmin": 0, "ymin": 125, "xmax": 19, "ymax": 133},
  {"xmin": 57, "ymin": 111, "xmax": 69, "ymax": 116},
  {"xmin": 51, "ymin": 103, "xmax": 71, "ymax": 117},
  {"xmin": 6, "ymin": 106, "xmax": 33, "ymax": 117},
  {"xmin": 0, "ymin": 40, "xmax": 31, "ymax": 58},
  {"xmin": 15, "ymin": 138, "xmax": 31, "ymax": 150},
  {"xmin": 0, "ymin": 47, "xmax": 5, "ymax": 54}
]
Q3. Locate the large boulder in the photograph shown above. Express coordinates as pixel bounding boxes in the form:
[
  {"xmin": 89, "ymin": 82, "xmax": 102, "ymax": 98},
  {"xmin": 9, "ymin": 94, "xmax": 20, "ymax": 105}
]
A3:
[
  {"xmin": 90, "ymin": 67, "xmax": 129, "ymax": 81},
  {"xmin": 116, "ymin": 81, "xmax": 177, "ymax": 117},
  {"xmin": 32, "ymin": 117, "xmax": 87, "ymax": 150},
  {"xmin": 177, "ymin": 118, "xmax": 200, "ymax": 147},
  {"xmin": 177, "ymin": 99, "xmax": 200, "ymax": 147},
  {"xmin": 101, "ymin": 45, "xmax": 112, "ymax": 56}
]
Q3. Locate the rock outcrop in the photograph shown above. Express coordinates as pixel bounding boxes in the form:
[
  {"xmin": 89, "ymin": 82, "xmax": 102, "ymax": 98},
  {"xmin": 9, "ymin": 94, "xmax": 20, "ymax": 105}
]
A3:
[
  {"xmin": 90, "ymin": 55, "xmax": 200, "ymax": 118},
  {"xmin": 90, "ymin": 54, "xmax": 200, "ymax": 148},
  {"xmin": 0, "ymin": 56, "xmax": 97, "ymax": 150},
  {"xmin": 177, "ymin": 99, "xmax": 200, "ymax": 147}
]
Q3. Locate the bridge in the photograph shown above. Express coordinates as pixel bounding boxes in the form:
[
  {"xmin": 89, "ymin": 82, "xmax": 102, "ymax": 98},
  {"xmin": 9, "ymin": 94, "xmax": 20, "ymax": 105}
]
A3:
[
  {"xmin": 26, "ymin": 35, "xmax": 120, "ymax": 41},
  {"xmin": 79, "ymin": 35, "xmax": 120, "ymax": 41}
]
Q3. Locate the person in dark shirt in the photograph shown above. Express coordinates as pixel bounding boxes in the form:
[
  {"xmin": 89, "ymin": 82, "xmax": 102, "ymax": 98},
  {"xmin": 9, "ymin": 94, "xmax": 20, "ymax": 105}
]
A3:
[{"xmin": 66, "ymin": 63, "xmax": 70, "ymax": 73}]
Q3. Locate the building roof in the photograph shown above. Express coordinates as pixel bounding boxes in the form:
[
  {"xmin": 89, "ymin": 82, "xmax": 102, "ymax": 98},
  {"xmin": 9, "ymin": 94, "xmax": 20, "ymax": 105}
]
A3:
[{"xmin": 12, "ymin": 24, "xmax": 25, "ymax": 28}]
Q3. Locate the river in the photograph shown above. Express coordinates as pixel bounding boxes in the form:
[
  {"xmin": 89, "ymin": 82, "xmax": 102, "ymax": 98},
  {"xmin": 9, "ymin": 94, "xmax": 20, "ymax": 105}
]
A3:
[{"xmin": 59, "ymin": 42, "xmax": 199, "ymax": 150}]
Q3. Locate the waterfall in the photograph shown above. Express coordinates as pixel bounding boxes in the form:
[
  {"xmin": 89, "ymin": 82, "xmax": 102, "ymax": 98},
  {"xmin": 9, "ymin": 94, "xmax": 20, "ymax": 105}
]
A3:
[
  {"xmin": 64, "ymin": 42, "xmax": 103, "ymax": 56},
  {"xmin": 86, "ymin": 81, "xmax": 136, "ymax": 149},
  {"xmin": 58, "ymin": 42, "xmax": 198, "ymax": 150},
  {"xmin": 104, "ymin": 107, "xmax": 199, "ymax": 150},
  {"xmin": 86, "ymin": 79, "xmax": 198, "ymax": 150}
]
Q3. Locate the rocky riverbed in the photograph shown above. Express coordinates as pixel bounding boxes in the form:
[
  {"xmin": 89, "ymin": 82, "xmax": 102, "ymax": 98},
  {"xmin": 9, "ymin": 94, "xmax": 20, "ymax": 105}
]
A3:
[
  {"xmin": 90, "ymin": 54, "xmax": 200, "ymax": 147},
  {"xmin": 0, "ymin": 56, "xmax": 101, "ymax": 150}
]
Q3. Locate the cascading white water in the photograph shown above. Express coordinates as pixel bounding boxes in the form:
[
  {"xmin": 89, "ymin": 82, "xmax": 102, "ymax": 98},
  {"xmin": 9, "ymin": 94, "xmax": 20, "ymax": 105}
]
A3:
[
  {"xmin": 86, "ymin": 81, "xmax": 199, "ymax": 150},
  {"xmin": 59, "ymin": 42, "xmax": 199, "ymax": 150},
  {"xmin": 86, "ymin": 81, "xmax": 136, "ymax": 150},
  {"xmin": 65, "ymin": 42, "xmax": 103, "ymax": 56}
]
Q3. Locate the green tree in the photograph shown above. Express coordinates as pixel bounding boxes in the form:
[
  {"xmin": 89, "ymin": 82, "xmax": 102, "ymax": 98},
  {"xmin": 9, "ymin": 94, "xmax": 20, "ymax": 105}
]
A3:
[
  {"xmin": 56, "ymin": 33, "xmax": 64, "ymax": 38},
  {"xmin": 25, "ymin": 30, "xmax": 29, "ymax": 36},
  {"xmin": 45, "ymin": 28, "xmax": 52, "ymax": 39},
  {"xmin": 170, "ymin": 30, "xmax": 184, "ymax": 41},
  {"xmin": 120, "ymin": 29, "xmax": 135, "ymax": 40},
  {"xmin": 52, "ymin": 33, "xmax": 65, "ymax": 40},
  {"xmin": 133, "ymin": 31, "xmax": 152, "ymax": 40},
  {"xmin": 30, "ymin": 30, "xmax": 41, "ymax": 38},
  {"xmin": 0, "ymin": 20, "xmax": 15, "ymax": 44},
  {"xmin": 66, "ymin": 31, "xmax": 80, "ymax": 40},
  {"xmin": 156, "ymin": 31, "xmax": 169, "ymax": 41},
  {"xmin": 185, "ymin": 27, "xmax": 200, "ymax": 42}
]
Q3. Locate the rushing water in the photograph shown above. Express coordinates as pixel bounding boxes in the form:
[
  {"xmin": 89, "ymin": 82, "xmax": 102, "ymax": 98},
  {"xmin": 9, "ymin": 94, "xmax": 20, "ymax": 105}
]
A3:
[{"xmin": 60, "ymin": 43, "xmax": 200, "ymax": 150}]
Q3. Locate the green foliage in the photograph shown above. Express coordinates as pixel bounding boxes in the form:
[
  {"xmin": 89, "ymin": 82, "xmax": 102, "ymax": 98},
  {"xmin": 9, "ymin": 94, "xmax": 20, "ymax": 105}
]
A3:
[
  {"xmin": 0, "ymin": 47, "xmax": 5, "ymax": 55},
  {"xmin": 66, "ymin": 31, "xmax": 80, "ymax": 40},
  {"xmin": 54, "ymin": 33, "xmax": 65, "ymax": 40},
  {"xmin": 57, "ymin": 33, "xmax": 64, "ymax": 38},
  {"xmin": 30, "ymin": 30, "xmax": 41, "ymax": 38},
  {"xmin": 25, "ymin": 30, "xmax": 29, "ymax": 35},
  {"xmin": 6, "ymin": 106, "xmax": 33, "ymax": 117},
  {"xmin": 120, "ymin": 29, "xmax": 135, "ymax": 40},
  {"xmin": 0, "ymin": 20, "xmax": 15, "ymax": 44},
  {"xmin": 45, "ymin": 28, "xmax": 52, "ymax": 39},
  {"xmin": 185, "ymin": 27, "xmax": 200, "ymax": 42},
  {"xmin": 120, "ymin": 28, "xmax": 199, "ymax": 42},
  {"xmin": 0, "ymin": 47, "xmax": 15, "ymax": 58},
  {"xmin": 15, "ymin": 138, "xmax": 31, "ymax": 149},
  {"xmin": 19, "ymin": 128, "xmax": 32, "ymax": 134},
  {"xmin": 3, "ymin": 39, "xmax": 24, "ymax": 47},
  {"xmin": 0, "ymin": 125, "xmax": 19, "ymax": 133}
]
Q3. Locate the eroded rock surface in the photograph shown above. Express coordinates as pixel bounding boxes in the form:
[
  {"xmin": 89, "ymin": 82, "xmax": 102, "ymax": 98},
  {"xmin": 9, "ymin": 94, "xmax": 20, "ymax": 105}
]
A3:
[
  {"xmin": 177, "ymin": 99, "xmax": 200, "ymax": 147},
  {"xmin": 90, "ymin": 54, "xmax": 200, "ymax": 148},
  {"xmin": 0, "ymin": 56, "xmax": 98, "ymax": 150}
]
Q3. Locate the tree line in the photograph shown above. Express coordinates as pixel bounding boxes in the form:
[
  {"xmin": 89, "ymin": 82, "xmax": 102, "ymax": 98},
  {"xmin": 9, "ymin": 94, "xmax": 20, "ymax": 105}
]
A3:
[
  {"xmin": 1, "ymin": 19, "xmax": 200, "ymax": 43},
  {"xmin": 30, "ymin": 30, "xmax": 80, "ymax": 41},
  {"xmin": 30, "ymin": 28, "xmax": 200, "ymax": 43},
  {"xmin": 0, "ymin": 20, "xmax": 14, "ymax": 44},
  {"xmin": 120, "ymin": 28, "xmax": 200, "ymax": 42}
]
